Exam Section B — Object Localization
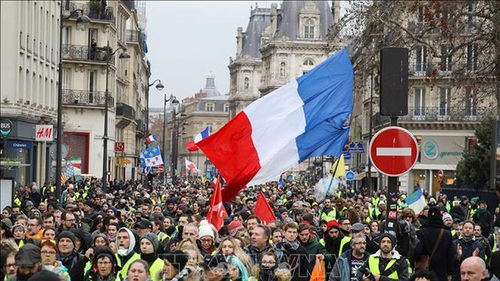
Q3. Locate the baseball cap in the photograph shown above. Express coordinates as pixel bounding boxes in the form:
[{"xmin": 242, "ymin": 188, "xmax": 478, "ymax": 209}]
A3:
[
  {"xmin": 135, "ymin": 220, "xmax": 153, "ymax": 229},
  {"xmin": 16, "ymin": 244, "xmax": 41, "ymax": 267}
]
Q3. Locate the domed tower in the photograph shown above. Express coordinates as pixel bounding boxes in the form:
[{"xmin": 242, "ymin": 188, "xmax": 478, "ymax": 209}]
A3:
[{"xmin": 203, "ymin": 71, "xmax": 221, "ymax": 97}]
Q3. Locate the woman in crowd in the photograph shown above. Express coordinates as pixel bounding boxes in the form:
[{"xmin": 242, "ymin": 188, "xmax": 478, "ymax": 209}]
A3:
[
  {"xmin": 216, "ymin": 236, "xmax": 252, "ymax": 281},
  {"xmin": 249, "ymin": 250, "xmax": 289, "ymax": 281},
  {"xmin": 84, "ymin": 246, "xmax": 119, "ymax": 281},
  {"xmin": 40, "ymin": 239, "xmax": 71, "ymax": 281},
  {"xmin": 139, "ymin": 234, "xmax": 163, "ymax": 281},
  {"xmin": 123, "ymin": 260, "xmax": 151, "ymax": 281},
  {"xmin": 43, "ymin": 227, "xmax": 57, "ymax": 240},
  {"xmin": 157, "ymin": 250, "xmax": 192, "ymax": 281}
]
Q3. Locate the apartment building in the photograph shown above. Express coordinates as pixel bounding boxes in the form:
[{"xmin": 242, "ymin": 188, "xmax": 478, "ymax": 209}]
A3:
[{"xmin": 348, "ymin": 1, "xmax": 497, "ymax": 194}]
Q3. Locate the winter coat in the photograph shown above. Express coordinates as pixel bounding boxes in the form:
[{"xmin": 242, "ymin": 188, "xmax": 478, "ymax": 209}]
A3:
[
  {"xmin": 329, "ymin": 249, "xmax": 369, "ymax": 281},
  {"xmin": 414, "ymin": 223, "xmax": 454, "ymax": 281},
  {"xmin": 276, "ymin": 241, "xmax": 310, "ymax": 281}
]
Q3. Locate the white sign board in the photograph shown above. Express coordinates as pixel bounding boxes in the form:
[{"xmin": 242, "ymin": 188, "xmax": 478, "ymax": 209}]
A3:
[{"xmin": 35, "ymin": 125, "xmax": 54, "ymax": 141}]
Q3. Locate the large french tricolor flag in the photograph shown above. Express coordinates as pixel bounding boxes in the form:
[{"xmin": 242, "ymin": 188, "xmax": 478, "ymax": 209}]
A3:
[{"xmin": 196, "ymin": 49, "xmax": 353, "ymax": 202}]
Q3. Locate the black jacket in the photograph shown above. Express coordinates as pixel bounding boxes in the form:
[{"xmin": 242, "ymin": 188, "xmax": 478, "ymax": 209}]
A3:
[{"xmin": 414, "ymin": 222, "xmax": 454, "ymax": 281}]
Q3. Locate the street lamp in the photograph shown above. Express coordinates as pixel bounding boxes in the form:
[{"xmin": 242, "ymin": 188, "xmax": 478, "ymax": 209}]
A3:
[
  {"xmin": 56, "ymin": 6, "xmax": 90, "ymax": 197},
  {"xmin": 102, "ymin": 46, "xmax": 130, "ymax": 189},
  {"xmin": 143, "ymin": 79, "xmax": 164, "ymax": 186},
  {"xmin": 162, "ymin": 94, "xmax": 179, "ymax": 184}
]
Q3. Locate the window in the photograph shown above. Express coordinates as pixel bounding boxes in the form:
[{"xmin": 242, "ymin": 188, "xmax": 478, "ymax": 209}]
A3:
[
  {"xmin": 61, "ymin": 26, "xmax": 71, "ymax": 58},
  {"xmin": 438, "ymin": 87, "xmax": 451, "ymax": 118},
  {"xmin": 415, "ymin": 46, "xmax": 427, "ymax": 74},
  {"xmin": 466, "ymin": 2, "xmax": 478, "ymax": 30},
  {"xmin": 413, "ymin": 87, "xmax": 426, "ymax": 119},
  {"xmin": 224, "ymin": 104, "xmax": 229, "ymax": 113},
  {"xmin": 206, "ymin": 103, "xmax": 214, "ymax": 112},
  {"xmin": 88, "ymin": 71, "xmax": 97, "ymax": 104},
  {"xmin": 304, "ymin": 19, "xmax": 314, "ymax": 39},
  {"xmin": 440, "ymin": 45, "xmax": 452, "ymax": 73},
  {"xmin": 467, "ymin": 44, "xmax": 478, "ymax": 72},
  {"xmin": 465, "ymin": 87, "xmax": 477, "ymax": 117},
  {"xmin": 244, "ymin": 77, "xmax": 249, "ymax": 89},
  {"xmin": 304, "ymin": 59, "xmax": 314, "ymax": 66},
  {"xmin": 280, "ymin": 62, "xmax": 286, "ymax": 77}
]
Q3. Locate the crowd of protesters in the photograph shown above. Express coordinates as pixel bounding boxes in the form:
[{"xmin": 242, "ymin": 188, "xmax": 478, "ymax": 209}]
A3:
[{"xmin": 1, "ymin": 176, "xmax": 500, "ymax": 281}]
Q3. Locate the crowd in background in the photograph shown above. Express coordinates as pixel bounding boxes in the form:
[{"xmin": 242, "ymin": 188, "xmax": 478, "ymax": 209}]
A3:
[{"xmin": 1, "ymin": 176, "xmax": 500, "ymax": 281}]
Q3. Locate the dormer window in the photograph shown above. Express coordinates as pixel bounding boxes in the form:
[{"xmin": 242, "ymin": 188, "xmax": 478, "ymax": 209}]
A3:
[{"xmin": 304, "ymin": 19, "xmax": 315, "ymax": 39}]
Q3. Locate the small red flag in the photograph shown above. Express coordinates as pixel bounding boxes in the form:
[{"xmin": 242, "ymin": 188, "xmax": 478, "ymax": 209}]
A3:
[
  {"xmin": 206, "ymin": 175, "xmax": 228, "ymax": 231},
  {"xmin": 186, "ymin": 141, "xmax": 199, "ymax": 152},
  {"xmin": 254, "ymin": 191, "xmax": 277, "ymax": 225}
]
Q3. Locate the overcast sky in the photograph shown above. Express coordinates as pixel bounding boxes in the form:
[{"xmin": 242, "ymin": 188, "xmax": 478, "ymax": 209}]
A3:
[{"xmin": 146, "ymin": 1, "xmax": 273, "ymax": 108}]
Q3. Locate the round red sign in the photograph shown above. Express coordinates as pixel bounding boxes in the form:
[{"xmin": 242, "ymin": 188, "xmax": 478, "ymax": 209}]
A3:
[{"xmin": 369, "ymin": 126, "xmax": 419, "ymax": 177}]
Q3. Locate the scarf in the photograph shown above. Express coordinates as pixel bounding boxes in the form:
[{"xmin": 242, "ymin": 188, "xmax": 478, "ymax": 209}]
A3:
[
  {"xmin": 476, "ymin": 208, "xmax": 487, "ymax": 215},
  {"xmin": 460, "ymin": 234, "xmax": 475, "ymax": 243},
  {"xmin": 284, "ymin": 240, "xmax": 300, "ymax": 251},
  {"xmin": 141, "ymin": 252, "xmax": 157, "ymax": 266},
  {"xmin": 58, "ymin": 251, "xmax": 79, "ymax": 270},
  {"xmin": 259, "ymin": 264, "xmax": 278, "ymax": 281}
]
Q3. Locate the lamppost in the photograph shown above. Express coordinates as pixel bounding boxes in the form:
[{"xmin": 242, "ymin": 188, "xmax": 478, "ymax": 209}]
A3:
[
  {"xmin": 56, "ymin": 5, "xmax": 90, "ymax": 197},
  {"xmin": 162, "ymin": 94, "xmax": 178, "ymax": 184},
  {"xmin": 102, "ymin": 46, "xmax": 130, "ymax": 189},
  {"xmin": 171, "ymin": 109, "xmax": 186, "ymax": 183},
  {"xmin": 144, "ymin": 79, "xmax": 164, "ymax": 185}
]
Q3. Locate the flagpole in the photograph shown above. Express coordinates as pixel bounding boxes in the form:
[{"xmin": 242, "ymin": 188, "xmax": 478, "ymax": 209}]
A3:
[{"xmin": 326, "ymin": 156, "xmax": 341, "ymax": 196}]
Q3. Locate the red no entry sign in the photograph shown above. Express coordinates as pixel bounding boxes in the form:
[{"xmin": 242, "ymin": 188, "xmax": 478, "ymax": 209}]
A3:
[{"xmin": 369, "ymin": 126, "xmax": 419, "ymax": 177}]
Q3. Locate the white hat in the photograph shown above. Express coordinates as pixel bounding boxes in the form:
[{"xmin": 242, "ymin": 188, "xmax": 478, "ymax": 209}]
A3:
[
  {"xmin": 442, "ymin": 213, "xmax": 453, "ymax": 221},
  {"xmin": 198, "ymin": 220, "xmax": 214, "ymax": 239}
]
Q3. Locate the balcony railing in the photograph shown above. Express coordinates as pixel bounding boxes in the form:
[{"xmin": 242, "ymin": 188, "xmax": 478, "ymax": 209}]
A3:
[
  {"xmin": 62, "ymin": 89, "xmax": 113, "ymax": 107},
  {"xmin": 65, "ymin": 2, "xmax": 114, "ymax": 22},
  {"xmin": 374, "ymin": 106, "xmax": 492, "ymax": 125},
  {"xmin": 136, "ymin": 119, "xmax": 146, "ymax": 135},
  {"xmin": 116, "ymin": 103, "xmax": 136, "ymax": 120},
  {"xmin": 126, "ymin": 30, "xmax": 141, "ymax": 43},
  {"xmin": 62, "ymin": 44, "xmax": 114, "ymax": 64}
]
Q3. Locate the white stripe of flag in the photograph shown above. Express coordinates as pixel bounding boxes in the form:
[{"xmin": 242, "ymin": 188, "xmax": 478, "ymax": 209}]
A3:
[{"xmin": 376, "ymin": 147, "xmax": 411, "ymax": 156}]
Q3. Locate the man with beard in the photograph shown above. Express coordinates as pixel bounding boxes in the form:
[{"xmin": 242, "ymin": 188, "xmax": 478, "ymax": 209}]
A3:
[
  {"xmin": 357, "ymin": 232, "xmax": 409, "ymax": 281},
  {"xmin": 275, "ymin": 222, "xmax": 309, "ymax": 281},
  {"xmin": 115, "ymin": 227, "xmax": 140, "ymax": 280},
  {"xmin": 10, "ymin": 244, "xmax": 42, "ymax": 281},
  {"xmin": 330, "ymin": 233, "xmax": 370, "ymax": 281},
  {"xmin": 321, "ymin": 220, "xmax": 350, "ymax": 275}
]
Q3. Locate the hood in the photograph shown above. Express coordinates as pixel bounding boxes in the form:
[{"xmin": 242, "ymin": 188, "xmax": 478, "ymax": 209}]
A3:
[
  {"xmin": 371, "ymin": 249, "xmax": 402, "ymax": 259},
  {"xmin": 116, "ymin": 227, "xmax": 136, "ymax": 255}
]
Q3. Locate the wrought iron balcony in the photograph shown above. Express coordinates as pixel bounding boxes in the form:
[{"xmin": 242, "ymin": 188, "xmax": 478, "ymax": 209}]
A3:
[
  {"xmin": 116, "ymin": 103, "xmax": 136, "ymax": 120},
  {"xmin": 374, "ymin": 105, "xmax": 493, "ymax": 126},
  {"xmin": 65, "ymin": 2, "xmax": 114, "ymax": 22},
  {"xmin": 136, "ymin": 119, "xmax": 147, "ymax": 136},
  {"xmin": 62, "ymin": 44, "xmax": 114, "ymax": 64},
  {"xmin": 126, "ymin": 30, "xmax": 141, "ymax": 43},
  {"xmin": 62, "ymin": 89, "xmax": 113, "ymax": 107}
]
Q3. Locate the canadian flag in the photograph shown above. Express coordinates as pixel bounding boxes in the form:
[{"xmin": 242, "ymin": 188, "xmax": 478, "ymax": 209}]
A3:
[
  {"xmin": 185, "ymin": 159, "xmax": 197, "ymax": 171},
  {"xmin": 206, "ymin": 175, "xmax": 227, "ymax": 230}
]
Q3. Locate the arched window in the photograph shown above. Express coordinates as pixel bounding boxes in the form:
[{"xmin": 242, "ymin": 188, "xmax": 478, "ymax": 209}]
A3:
[
  {"xmin": 244, "ymin": 77, "xmax": 249, "ymax": 89},
  {"xmin": 305, "ymin": 19, "xmax": 315, "ymax": 39},
  {"xmin": 304, "ymin": 59, "xmax": 314, "ymax": 66}
]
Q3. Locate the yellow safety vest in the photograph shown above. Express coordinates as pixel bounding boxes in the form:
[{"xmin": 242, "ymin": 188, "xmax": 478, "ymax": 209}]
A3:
[
  {"xmin": 368, "ymin": 256, "xmax": 398, "ymax": 279},
  {"xmin": 339, "ymin": 236, "xmax": 351, "ymax": 257},
  {"xmin": 115, "ymin": 252, "xmax": 141, "ymax": 280},
  {"xmin": 149, "ymin": 258, "xmax": 164, "ymax": 281}
]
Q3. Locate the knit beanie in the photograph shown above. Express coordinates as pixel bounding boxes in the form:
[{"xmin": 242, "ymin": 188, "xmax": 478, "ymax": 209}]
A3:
[
  {"xmin": 442, "ymin": 212, "xmax": 453, "ymax": 222},
  {"xmin": 326, "ymin": 220, "xmax": 341, "ymax": 231},
  {"xmin": 198, "ymin": 220, "xmax": 214, "ymax": 239},
  {"xmin": 379, "ymin": 232, "xmax": 396, "ymax": 249},
  {"xmin": 140, "ymin": 233, "xmax": 159, "ymax": 253},
  {"xmin": 57, "ymin": 230, "xmax": 76, "ymax": 247}
]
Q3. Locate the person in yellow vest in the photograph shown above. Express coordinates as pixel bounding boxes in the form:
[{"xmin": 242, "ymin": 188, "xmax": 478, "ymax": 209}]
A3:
[
  {"xmin": 115, "ymin": 228, "xmax": 141, "ymax": 281},
  {"xmin": 138, "ymin": 233, "xmax": 163, "ymax": 281},
  {"xmin": 357, "ymin": 232, "xmax": 409, "ymax": 281},
  {"xmin": 320, "ymin": 220, "xmax": 350, "ymax": 275},
  {"xmin": 319, "ymin": 199, "xmax": 337, "ymax": 222}
]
